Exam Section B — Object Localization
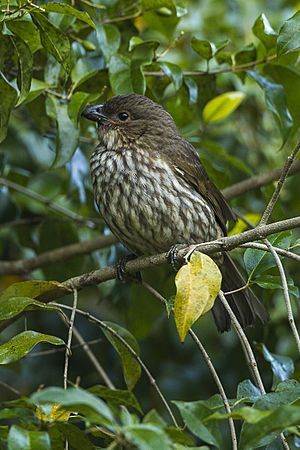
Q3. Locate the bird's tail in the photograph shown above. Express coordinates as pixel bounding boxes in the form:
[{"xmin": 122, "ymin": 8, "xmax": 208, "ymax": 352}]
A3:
[{"xmin": 212, "ymin": 253, "xmax": 269, "ymax": 332}]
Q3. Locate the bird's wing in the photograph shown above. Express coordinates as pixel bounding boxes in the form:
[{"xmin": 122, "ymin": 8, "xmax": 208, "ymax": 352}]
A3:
[{"xmin": 167, "ymin": 138, "xmax": 236, "ymax": 234}]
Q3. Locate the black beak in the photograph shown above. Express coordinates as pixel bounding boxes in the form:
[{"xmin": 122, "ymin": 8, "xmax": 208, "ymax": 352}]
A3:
[{"xmin": 81, "ymin": 104, "xmax": 107, "ymax": 122}]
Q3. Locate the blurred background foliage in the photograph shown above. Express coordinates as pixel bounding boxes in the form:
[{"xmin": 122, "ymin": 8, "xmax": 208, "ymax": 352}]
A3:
[{"xmin": 1, "ymin": 0, "xmax": 300, "ymax": 448}]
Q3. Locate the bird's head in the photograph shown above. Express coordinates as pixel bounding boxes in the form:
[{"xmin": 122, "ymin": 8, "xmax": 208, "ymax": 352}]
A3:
[{"xmin": 82, "ymin": 93, "xmax": 178, "ymax": 151}]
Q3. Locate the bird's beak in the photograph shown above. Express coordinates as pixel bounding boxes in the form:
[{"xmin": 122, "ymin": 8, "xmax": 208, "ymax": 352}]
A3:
[{"xmin": 81, "ymin": 104, "xmax": 107, "ymax": 122}]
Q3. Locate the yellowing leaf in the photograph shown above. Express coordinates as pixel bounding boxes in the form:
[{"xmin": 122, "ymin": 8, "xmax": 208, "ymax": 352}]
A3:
[
  {"xmin": 174, "ymin": 252, "xmax": 222, "ymax": 342},
  {"xmin": 36, "ymin": 403, "xmax": 71, "ymax": 422},
  {"xmin": 203, "ymin": 91, "xmax": 245, "ymax": 123}
]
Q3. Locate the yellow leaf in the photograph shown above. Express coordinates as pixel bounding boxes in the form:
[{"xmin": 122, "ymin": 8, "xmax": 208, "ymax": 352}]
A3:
[
  {"xmin": 174, "ymin": 252, "xmax": 222, "ymax": 342},
  {"xmin": 36, "ymin": 403, "xmax": 71, "ymax": 422},
  {"xmin": 228, "ymin": 213, "xmax": 261, "ymax": 236},
  {"xmin": 203, "ymin": 91, "xmax": 245, "ymax": 123}
]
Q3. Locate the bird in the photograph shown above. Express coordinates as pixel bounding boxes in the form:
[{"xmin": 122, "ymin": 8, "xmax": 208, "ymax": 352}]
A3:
[{"xmin": 82, "ymin": 93, "xmax": 268, "ymax": 332}]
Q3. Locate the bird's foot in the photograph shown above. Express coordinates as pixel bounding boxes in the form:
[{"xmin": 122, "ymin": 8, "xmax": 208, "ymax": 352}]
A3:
[
  {"xmin": 167, "ymin": 244, "xmax": 187, "ymax": 271},
  {"xmin": 115, "ymin": 254, "xmax": 142, "ymax": 283}
]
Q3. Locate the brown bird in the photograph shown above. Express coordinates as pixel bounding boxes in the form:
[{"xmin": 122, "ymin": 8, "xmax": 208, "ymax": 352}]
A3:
[{"xmin": 82, "ymin": 93, "xmax": 268, "ymax": 332}]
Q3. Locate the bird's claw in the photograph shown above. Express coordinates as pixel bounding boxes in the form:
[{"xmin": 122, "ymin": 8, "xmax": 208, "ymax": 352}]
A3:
[
  {"xmin": 115, "ymin": 254, "xmax": 142, "ymax": 283},
  {"xmin": 167, "ymin": 244, "xmax": 186, "ymax": 271}
]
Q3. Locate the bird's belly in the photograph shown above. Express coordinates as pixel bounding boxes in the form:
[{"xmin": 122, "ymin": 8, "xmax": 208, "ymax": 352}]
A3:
[{"xmin": 91, "ymin": 149, "xmax": 222, "ymax": 255}]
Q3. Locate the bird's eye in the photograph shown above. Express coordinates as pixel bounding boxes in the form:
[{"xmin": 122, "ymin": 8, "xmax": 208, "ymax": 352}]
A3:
[{"xmin": 118, "ymin": 112, "xmax": 129, "ymax": 121}]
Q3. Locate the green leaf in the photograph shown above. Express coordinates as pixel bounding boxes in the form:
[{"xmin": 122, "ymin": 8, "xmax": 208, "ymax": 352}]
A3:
[
  {"xmin": 102, "ymin": 321, "xmax": 142, "ymax": 390},
  {"xmin": 258, "ymin": 343, "xmax": 294, "ymax": 388},
  {"xmin": 184, "ymin": 77, "xmax": 198, "ymax": 104},
  {"xmin": 244, "ymin": 231, "xmax": 292, "ymax": 278},
  {"xmin": 174, "ymin": 252, "xmax": 221, "ymax": 342},
  {"xmin": 203, "ymin": 91, "xmax": 245, "ymax": 123},
  {"xmin": 7, "ymin": 19, "xmax": 41, "ymax": 53},
  {"xmin": 97, "ymin": 24, "xmax": 121, "ymax": 62},
  {"xmin": 55, "ymin": 423, "xmax": 94, "ymax": 450},
  {"xmin": 89, "ymin": 385, "xmax": 142, "ymax": 412},
  {"xmin": 191, "ymin": 37, "xmax": 215, "ymax": 60},
  {"xmin": 252, "ymin": 14, "xmax": 277, "ymax": 49},
  {"xmin": 8, "ymin": 426, "xmax": 51, "ymax": 450},
  {"xmin": 0, "ymin": 331, "xmax": 64, "ymax": 364},
  {"xmin": 109, "ymin": 54, "xmax": 133, "ymax": 95},
  {"xmin": 160, "ymin": 62, "xmax": 183, "ymax": 90},
  {"xmin": 21, "ymin": 78, "xmax": 49, "ymax": 105},
  {"xmin": 31, "ymin": 387, "xmax": 115, "ymax": 426},
  {"xmin": 68, "ymin": 91, "xmax": 101, "ymax": 126},
  {"xmin": 174, "ymin": 400, "xmax": 220, "ymax": 447},
  {"xmin": 277, "ymin": 10, "xmax": 300, "ymax": 56},
  {"xmin": 123, "ymin": 424, "xmax": 172, "ymax": 450},
  {"xmin": 0, "ymin": 280, "xmax": 62, "ymax": 302},
  {"xmin": 0, "ymin": 74, "xmax": 18, "ymax": 143},
  {"xmin": 31, "ymin": 12, "xmax": 71, "ymax": 72},
  {"xmin": 48, "ymin": 96, "xmax": 79, "ymax": 167},
  {"xmin": 141, "ymin": 0, "xmax": 175, "ymax": 12},
  {"xmin": 248, "ymin": 70, "xmax": 293, "ymax": 143},
  {"xmin": 10, "ymin": 35, "xmax": 33, "ymax": 106},
  {"xmin": 0, "ymin": 296, "xmax": 59, "ymax": 320},
  {"xmin": 237, "ymin": 380, "xmax": 261, "ymax": 402},
  {"xmin": 43, "ymin": 2, "xmax": 95, "ymax": 29},
  {"xmin": 71, "ymin": 57, "xmax": 102, "ymax": 90},
  {"xmin": 130, "ymin": 40, "xmax": 159, "ymax": 94}
]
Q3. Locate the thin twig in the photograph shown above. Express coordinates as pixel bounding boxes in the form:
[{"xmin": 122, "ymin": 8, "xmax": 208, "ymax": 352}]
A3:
[
  {"xmin": 240, "ymin": 242, "xmax": 300, "ymax": 263},
  {"xmin": 142, "ymin": 282, "xmax": 237, "ymax": 450},
  {"xmin": 0, "ymin": 177, "xmax": 101, "ymax": 229},
  {"xmin": 72, "ymin": 326, "xmax": 115, "ymax": 390},
  {"xmin": 259, "ymin": 142, "xmax": 300, "ymax": 226},
  {"xmin": 53, "ymin": 302, "xmax": 179, "ymax": 428},
  {"xmin": 63, "ymin": 289, "xmax": 78, "ymax": 389},
  {"xmin": 265, "ymin": 241, "xmax": 300, "ymax": 357}
]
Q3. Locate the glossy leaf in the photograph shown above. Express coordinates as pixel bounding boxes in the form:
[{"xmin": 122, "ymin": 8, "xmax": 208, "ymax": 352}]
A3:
[
  {"xmin": 248, "ymin": 70, "xmax": 293, "ymax": 142},
  {"xmin": 130, "ymin": 40, "xmax": 159, "ymax": 94},
  {"xmin": 31, "ymin": 12, "xmax": 71, "ymax": 72},
  {"xmin": 258, "ymin": 343, "xmax": 294, "ymax": 387},
  {"xmin": 277, "ymin": 10, "xmax": 300, "ymax": 56},
  {"xmin": 0, "ymin": 296, "xmax": 59, "ymax": 320},
  {"xmin": 0, "ymin": 74, "xmax": 18, "ymax": 143},
  {"xmin": 102, "ymin": 321, "xmax": 142, "ymax": 390},
  {"xmin": 123, "ymin": 424, "xmax": 172, "ymax": 450},
  {"xmin": 0, "ymin": 280, "xmax": 62, "ymax": 302},
  {"xmin": 203, "ymin": 91, "xmax": 245, "ymax": 123},
  {"xmin": 109, "ymin": 54, "xmax": 133, "ymax": 94},
  {"xmin": 0, "ymin": 331, "xmax": 64, "ymax": 364},
  {"xmin": 21, "ymin": 78, "xmax": 49, "ymax": 105},
  {"xmin": 89, "ymin": 385, "xmax": 142, "ymax": 412},
  {"xmin": 174, "ymin": 400, "xmax": 220, "ymax": 447},
  {"xmin": 160, "ymin": 62, "xmax": 183, "ymax": 90},
  {"xmin": 31, "ymin": 387, "xmax": 115, "ymax": 426},
  {"xmin": 44, "ymin": 2, "xmax": 95, "ymax": 29},
  {"xmin": 252, "ymin": 14, "xmax": 277, "ymax": 49},
  {"xmin": 68, "ymin": 91, "xmax": 101, "ymax": 125},
  {"xmin": 184, "ymin": 77, "xmax": 198, "ymax": 103},
  {"xmin": 7, "ymin": 426, "xmax": 51, "ymax": 450},
  {"xmin": 7, "ymin": 19, "xmax": 41, "ymax": 53},
  {"xmin": 237, "ymin": 379, "xmax": 261, "ymax": 402},
  {"xmin": 10, "ymin": 35, "xmax": 32, "ymax": 106},
  {"xmin": 174, "ymin": 251, "xmax": 221, "ymax": 342},
  {"xmin": 97, "ymin": 24, "xmax": 121, "ymax": 62},
  {"xmin": 48, "ymin": 96, "xmax": 79, "ymax": 167},
  {"xmin": 191, "ymin": 37, "xmax": 215, "ymax": 60}
]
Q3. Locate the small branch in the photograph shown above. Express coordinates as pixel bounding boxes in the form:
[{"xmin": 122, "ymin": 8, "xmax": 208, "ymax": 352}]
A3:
[
  {"xmin": 72, "ymin": 327, "xmax": 115, "ymax": 390},
  {"xmin": 218, "ymin": 291, "xmax": 265, "ymax": 394},
  {"xmin": 0, "ymin": 177, "xmax": 101, "ymax": 229},
  {"xmin": 53, "ymin": 303, "xmax": 179, "ymax": 428},
  {"xmin": 240, "ymin": 242, "xmax": 300, "ymax": 263},
  {"xmin": 259, "ymin": 141, "xmax": 300, "ymax": 226},
  {"xmin": 265, "ymin": 240, "xmax": 300, "ymax": 357},
  {"xmin": 63, "ymin": 289, "xmax": 78, "ymax": 389},
  {"xmin": 222, "ymin": 159, "xmax": 300, "ymax": 200},
  {"xmin": 0, "ymin": 235, "xmax": 118, "ymax": 275},
  {"xmin": 142, "ymin": 282, "xmax": 237, "ymax": 450}
]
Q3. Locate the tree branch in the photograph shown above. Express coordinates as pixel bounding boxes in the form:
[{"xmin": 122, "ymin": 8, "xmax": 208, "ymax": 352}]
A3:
[
  {"xmin": 0, "ymin": 235, "xmax": 118, "ymax": 275},
  {"xmin": 222, "ymin": 159, "xmax": 300, "ymax": 200}
]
